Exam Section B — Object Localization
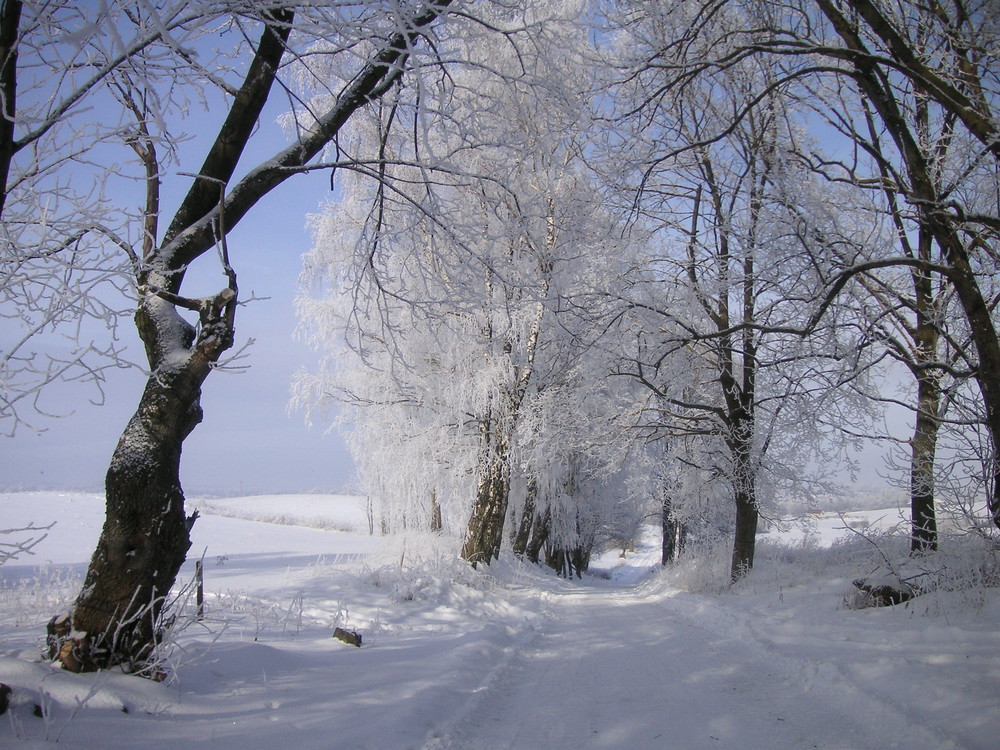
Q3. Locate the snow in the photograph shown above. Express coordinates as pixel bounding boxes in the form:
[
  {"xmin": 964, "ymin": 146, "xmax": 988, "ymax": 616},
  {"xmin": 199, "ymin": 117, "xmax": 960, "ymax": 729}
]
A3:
[{"xmin": 2, "ymin": 492, "xmax": 999, "ymax": 749}]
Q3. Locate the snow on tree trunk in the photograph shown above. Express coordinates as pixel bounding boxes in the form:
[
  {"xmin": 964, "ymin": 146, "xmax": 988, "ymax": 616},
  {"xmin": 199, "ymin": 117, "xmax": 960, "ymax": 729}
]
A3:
[
  {"xmin": 64, "ymin": 381, "xmax": 199, "ymax": 671},
  {"xmin": 54, "ymin": 282, "xmax": 234, "ymax": 671},
  {"xmin": 460, "ymin": 423, "xmax": 511, "ymax": 566},
  {"xmin": 909, "ymin": 316, "xmax": 942, "ymax": 552}
]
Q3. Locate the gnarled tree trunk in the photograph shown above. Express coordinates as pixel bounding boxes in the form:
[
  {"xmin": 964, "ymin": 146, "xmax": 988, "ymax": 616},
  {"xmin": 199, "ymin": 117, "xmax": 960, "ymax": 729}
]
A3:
[
  {"xmin": 51, "ymin": 0, "xmax": 454, "ymax": 672},
  {"xmin": 52, "ymin": 271, "xmax": 237, "ymax": 671}
]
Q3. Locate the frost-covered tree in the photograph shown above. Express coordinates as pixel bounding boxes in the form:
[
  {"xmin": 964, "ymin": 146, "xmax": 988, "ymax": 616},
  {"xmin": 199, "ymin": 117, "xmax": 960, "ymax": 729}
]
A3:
[
  {"xmin": 296, "ymin": 0, "xmax": 639, "ymax": 571},
  {"xmin": 847, "ymin": 160, "xmax": 980, "ymax": 552},
  {"xmin": 607, "ymin": 0, "xmax": 1000, "ymax": 534},
  {"xmin": 28, "ymin": 0, "xmax": 459, "ymax": 673},
  {"xmin": 777, "ymin": 0, "xmax": 998, "ymax": 549},
  {"xmin": 603, "ymin": 5, "xmax": 882, "ymax": 580},
  {"xmin": 0, "ymin": 0, "xmax": 223, "ymax": 435}
]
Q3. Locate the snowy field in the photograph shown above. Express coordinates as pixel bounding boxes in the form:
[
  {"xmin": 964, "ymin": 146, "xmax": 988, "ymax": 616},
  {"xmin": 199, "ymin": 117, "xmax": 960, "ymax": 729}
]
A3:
[{"xmin": 2, "ymin": 492, "xmax": 999, "ymax": 749}]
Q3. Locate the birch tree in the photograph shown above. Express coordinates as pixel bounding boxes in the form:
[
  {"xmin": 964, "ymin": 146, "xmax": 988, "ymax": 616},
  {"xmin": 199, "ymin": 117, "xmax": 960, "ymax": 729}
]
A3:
[{"xmin": 296, "ymin": 0, "xmax": 638, "ymax": 570}]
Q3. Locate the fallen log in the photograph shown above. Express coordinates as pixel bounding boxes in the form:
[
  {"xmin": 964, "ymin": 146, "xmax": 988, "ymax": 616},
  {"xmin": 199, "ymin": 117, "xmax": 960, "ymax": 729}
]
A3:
[
  {"xmin": 333, "ymin": 627, "xmax": 362, "ymax": 647},
  {"xmin": 852, "ymin": 577, "xmax": 916, "ymax": 607}
]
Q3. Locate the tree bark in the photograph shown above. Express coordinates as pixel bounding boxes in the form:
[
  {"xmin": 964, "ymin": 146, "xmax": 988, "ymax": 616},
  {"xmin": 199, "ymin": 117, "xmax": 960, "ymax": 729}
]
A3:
[
  {"xmin": 729, "ymin": 424, "xmax": 758, "ymax": 582},
  {"xmin": 460, "ymin": 426, "xmax": 511, "ymax": 566},
  {"xmin": 910, "ymin": 371, "xmax": 940, "ymax": 552},
  {"xmin": 525, "ymin": 507, "xmax": 550, "ymax": 564},
  {"xmin": 512, "ymin": 478, "xmax": 537, "ymax": 556},
  {"xmin": 730, "ymin": 491, "xmax": 758, "ymax": 583},
  {"xmin": 661, "ymin": 495, "xmax": 676, "ymax": 566},
  {"xmin": 429, "ymin": 488, "xmax": 443, "ymax": 533},
  {"xmin": 0, "ymin": 0, "xmax": 21, "ymax": 216},
  {"xmin": 66, "ymin": 365, "xmax": 207, "ymax": 670},
  {"xmin": 56, "ymin": 270, "xmax": 237, "ymax": 671},
  {"xmin": 545, "ymin": 544, "xmax": 590, "ymax": 578},
  {"xmin": 908, "ymin": 275, "xmax": 942, "ymax": 552}
]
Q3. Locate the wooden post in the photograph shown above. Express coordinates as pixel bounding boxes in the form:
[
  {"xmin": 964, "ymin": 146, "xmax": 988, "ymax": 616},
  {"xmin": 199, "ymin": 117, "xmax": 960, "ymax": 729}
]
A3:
[{"xmin": 195, "ymin": 560, "xmax": 204, "ymax": 620}]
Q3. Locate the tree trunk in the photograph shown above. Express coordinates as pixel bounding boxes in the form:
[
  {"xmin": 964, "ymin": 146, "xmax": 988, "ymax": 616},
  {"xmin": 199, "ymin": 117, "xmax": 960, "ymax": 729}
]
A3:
[
  {"xmin": 910, "ymin": 407, "xmax": 939, "ymax": 552},
  {"xmin": 545, "ymin": 545, "xmax": 590, "ymax": 578},
  {"xmin": 661, "ymin": 495, "xmax": 676, "ymax": 566},
  {"xmin": 60, "ymin": 370, "xmax": 205, "ymax": 671},
  {"xmin": 512, "ymin": 479, "xmax": 537, "ymax": 556},
  {"xmin": 0, "ymin": 0, "xmax": 20, "ymax": 217},
  {"xmin": 460, "ymin": 431, "xmax": 511, "ymax": 566},
  {"xmin": 525, "ymin": 507, "xmax": 550, "ymax": 564},
  {"xmin": 429, "ymin": 488, "xmax": 443, "ymax": 533},
  {"xmin": 729, "ymin": 431, "xmax": 758, "ymax": 582},
  {"xmin": 53, "ymin": 283, "xmax": 234, "ymax": 671},
  {"xmin": 909, "ymin": 331, "xmax": 941, "ymax": 552},
  {"xmin": 676, "ymin": 521, "xmax": 688, "ymax": 557},
  {"xmin": 544, "ymin": 522, "xmax": 592, "ymax": 578},
  {"xmin": 730, "ymin": 490, "xmax": 758, "ymax": 583}
]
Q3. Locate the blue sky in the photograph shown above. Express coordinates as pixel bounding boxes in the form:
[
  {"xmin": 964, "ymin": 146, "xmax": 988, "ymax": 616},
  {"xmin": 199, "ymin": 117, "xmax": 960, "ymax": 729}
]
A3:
[
  {"xmin": 0, "ymin": 24, "xmax": 904, "ymax": 500},
  {"xmin": 2, "ymin": 143, "xmax": 357, "ymax": 496}
]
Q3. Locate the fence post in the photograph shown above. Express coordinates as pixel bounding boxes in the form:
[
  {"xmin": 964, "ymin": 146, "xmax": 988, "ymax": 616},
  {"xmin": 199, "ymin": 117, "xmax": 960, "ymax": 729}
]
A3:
[{"xmin": 195, "ymin": 559, "xmax": 204, "ymax": 620}]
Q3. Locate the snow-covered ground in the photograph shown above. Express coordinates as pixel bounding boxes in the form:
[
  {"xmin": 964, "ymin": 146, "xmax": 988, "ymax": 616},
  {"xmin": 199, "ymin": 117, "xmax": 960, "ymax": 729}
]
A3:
[{"xmin": 2, "ymin": 492, "xmax": 999, "ymax": 749}]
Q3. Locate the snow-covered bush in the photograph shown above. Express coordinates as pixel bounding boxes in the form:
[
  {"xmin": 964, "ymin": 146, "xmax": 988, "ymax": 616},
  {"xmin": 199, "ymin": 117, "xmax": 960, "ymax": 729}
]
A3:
[
  {"xmin": 655, "ymin": 529, "xmax": 735, "ymax": 593},
  {"xmin": 0, "ymin": 565, "xmax": 81, "ymax": 629}
]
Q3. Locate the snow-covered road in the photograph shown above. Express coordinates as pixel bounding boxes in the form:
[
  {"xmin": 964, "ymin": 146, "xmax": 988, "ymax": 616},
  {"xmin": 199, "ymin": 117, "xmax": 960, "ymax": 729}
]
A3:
[
  {"xmin": 3, "ymin": 493, "xmax": 996, "ymax": 750},
  {"xmin": 424, "ymin": 580, "xmax": 970, "ymax": 750}
]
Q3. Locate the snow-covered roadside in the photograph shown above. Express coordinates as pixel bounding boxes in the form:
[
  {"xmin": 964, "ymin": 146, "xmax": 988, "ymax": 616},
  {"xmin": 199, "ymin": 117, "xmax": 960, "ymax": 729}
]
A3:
[
  {"xmin": 425, "ymin": 582, "xmax": 965, "ymax": 750},
  {"xmin": 427, "ymin": 527, "xmax": 1000, "ymax": 750},
  {"xmin": 0, "ymin": 493, "xmax": 549, "ymax": 749},
  {"xmin": 2, "ymin": 492, "xmax": 999, "ymax": 749}
]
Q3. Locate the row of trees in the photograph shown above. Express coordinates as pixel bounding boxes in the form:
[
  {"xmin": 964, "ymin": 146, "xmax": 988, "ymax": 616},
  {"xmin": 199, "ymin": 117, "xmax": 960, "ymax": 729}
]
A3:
[
  {"xmin": 298, "ymin": 0, "xmax": 1000, "ymax": 581},
  {"xmin": 1, "ymin": 0, "xmax": 997, "ymax": 671}
]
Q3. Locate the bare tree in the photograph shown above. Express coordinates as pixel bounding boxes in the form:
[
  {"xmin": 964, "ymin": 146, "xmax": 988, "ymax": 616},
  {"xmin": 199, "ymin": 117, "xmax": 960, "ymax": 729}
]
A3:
[
  {"xmin": 603, "ymin": 0, "xmax": 1000, "ymax": 533},
  {"xmin": 806, "ymin": 0, "xmax": 1000, "ymax": 531},
  {"xmin": 0, "ymin": 0, "xmax": 227, "ymax": 435},
  {"xmin": 603, "ymin": 4, "xmax": 883, "ymax": 581},
  {"xmin": 33, "ymin": 0, "xmax": 456, "ymax": 673}
]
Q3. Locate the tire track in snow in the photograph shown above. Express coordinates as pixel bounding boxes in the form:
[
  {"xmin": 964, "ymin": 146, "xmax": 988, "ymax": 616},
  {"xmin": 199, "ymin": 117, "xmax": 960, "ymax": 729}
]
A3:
[
  {"xmin": 657, "ymin": 586, "xmax": 969, "ymax": 750},
  {"xmin": 421, "ymin": 582, "xmax": 965, "ymax": 750}
]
